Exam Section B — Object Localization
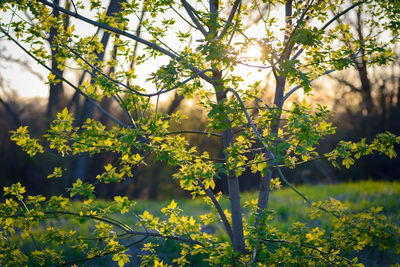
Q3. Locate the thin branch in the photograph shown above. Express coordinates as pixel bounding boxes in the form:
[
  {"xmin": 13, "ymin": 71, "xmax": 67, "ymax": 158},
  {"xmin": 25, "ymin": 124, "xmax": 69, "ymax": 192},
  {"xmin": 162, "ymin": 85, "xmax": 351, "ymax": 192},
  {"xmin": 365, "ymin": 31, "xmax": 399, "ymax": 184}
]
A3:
[
  {"xmin": 36, "ymin": 0, "xmax": 213, "ymax": 84},
  {"xmin": 15, "ymin": 211, "xmax": 132, "ymax": 232},
  {"xmin": 165, "ymin": 130, "xmax": 222, "ymax": 137},
  {"xmin": 16, "ymin": 210, "xmax": 206, "ymax": 246},
  {"xmin": 283, "ymin": 69, "xmax": 335, "ymax": 101},
  {"xmin": 277, "ymin": 0, "xmax": 312, "ymax": 64},
  {"xmin": 290, "ymin": 1, "xmax": 365, "ymax": 63},
  {"xmin": 166, "ymin": 2, "xmax": 197, "ymax": 30},
  {"xmin": 197, "ymin": 180, "xmax": 234, "ymax": 243},
  {"xmin": 37, "ymin": 0, "xmax": 174, "ymax": 58},
  {"xmin": 69, "ymin": 0, "xmax": 78, "ymax": 14},
  {"xmin": 242, "ymin": 92, "xmax": 272, "ymax": 110},
  {"xmin": 126, "ymin": 230, "xmax": 204, "ymax": 246},
  {"xmin": 181, "ymin": 0, "xmax": 209, "ymax": 37},
  {"xmin": 219, "ymin": 0, "xmax": 241, "ymax": 40},
  {"xmin": 0, "ymin": 26, "xmax": 129, "ymax": 128},
  {"xmin": 68, "ymin": 45, "xmax": 213, "ymax": 98},
  {"xmin": 283, "ymin": 47, "xmax": 363, "ymax": 101},
  {"xmin": 56, "ymin": 236, "xmax": 148, "ymax": 267},
  {"xmin": 226, "ymin": 87, "xmax": 338, "ymax": 218},
  {"xmin": 260, "ymin": 239, "xmax": 339, "ymax": 265},
  {"xmin": 236, "ymin": 61, "xmax": 274, "ymax": 69}
]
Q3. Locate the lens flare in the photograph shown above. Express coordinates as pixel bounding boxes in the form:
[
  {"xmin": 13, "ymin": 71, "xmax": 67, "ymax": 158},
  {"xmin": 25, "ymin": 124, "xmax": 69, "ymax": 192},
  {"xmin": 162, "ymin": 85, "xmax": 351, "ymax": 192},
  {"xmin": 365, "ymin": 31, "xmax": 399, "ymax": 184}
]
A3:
[{"xmin": 245, "ymin": 44, "xmax": 263, "ymax": 61}]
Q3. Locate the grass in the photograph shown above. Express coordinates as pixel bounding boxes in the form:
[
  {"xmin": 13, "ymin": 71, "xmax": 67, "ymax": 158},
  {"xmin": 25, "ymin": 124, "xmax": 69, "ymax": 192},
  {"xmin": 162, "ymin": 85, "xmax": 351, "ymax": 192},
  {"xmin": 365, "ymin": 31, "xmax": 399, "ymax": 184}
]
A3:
[
  {"xmin": 89, "ymin": 180, "xmax": 400, "ymax": 229},
  {"xmin": 25, "ymin": 180, "xmax": 400, "ymax": 266}
]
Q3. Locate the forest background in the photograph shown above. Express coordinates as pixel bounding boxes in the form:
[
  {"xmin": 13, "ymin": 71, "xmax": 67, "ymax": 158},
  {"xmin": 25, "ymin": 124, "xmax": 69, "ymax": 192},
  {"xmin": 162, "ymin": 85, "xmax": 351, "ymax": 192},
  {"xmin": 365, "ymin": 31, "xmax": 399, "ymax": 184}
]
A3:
[{"xmin": 0, "ymin": 0, "xmax": 399, "ymax": 201}]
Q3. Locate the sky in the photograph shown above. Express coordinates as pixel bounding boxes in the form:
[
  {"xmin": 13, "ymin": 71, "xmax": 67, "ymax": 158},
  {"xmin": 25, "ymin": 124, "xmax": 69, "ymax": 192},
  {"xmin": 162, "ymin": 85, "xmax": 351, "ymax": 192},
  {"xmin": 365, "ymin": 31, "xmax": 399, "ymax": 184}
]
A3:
[
  {"xmin": 0, "ymin": 1, "xmax": 285, "ymax": 101},
  {"xmin": 0, "ymin": 0, "xmax": 340, "ymax": 106}
]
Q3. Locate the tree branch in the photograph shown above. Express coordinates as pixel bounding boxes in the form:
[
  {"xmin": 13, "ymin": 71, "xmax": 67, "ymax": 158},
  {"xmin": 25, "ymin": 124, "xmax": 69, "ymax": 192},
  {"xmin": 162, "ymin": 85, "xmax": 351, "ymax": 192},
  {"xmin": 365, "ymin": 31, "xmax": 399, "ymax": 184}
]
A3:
[
  {"xmin": 165, "ymin": 130, "xmax": 222, "ymax": 137},
  {"xmin": 36, "ymin": 0, "xmax": 213, "ymax": 84},
  {"xmin": 181, "ymin": 0, "xmax": 209, "ymax": 36},
  {"xmin": 0, "ymin": 26, "xmax": 129, "ymax": 128},
  {"xmin": 11, "ymin": 210, "xmax": 206, "ymax": 246},
  {"xmin": 226, "ymin": 87, "xmax": 339, "ymax": 218},
  {"xmin": 284, "ymin": 47, "xmax": 363, "ymax": 101},
  {"xmin": 290, "ymin": 1, "xmax": 365, "ymax": 62},
  {"xmin": 218, "ymin": 0, "xmax": 241, "ymax": 40},
  {"xmin": 260, "ymin": 239, "xmax": 339, "ymax": 265},
  {"xmin": 197, "ymin": 179, "xmax": 234, "ymax": 243},
  {"xmin": 67, "ymin": 45, "xmax": 213, "ymax": 98},
  {"xmin": 283, "ymin": 69, "xmax": 335, "ymax": 101},
  {"xmin": 56, "ymin": 236, "xmax": 148, "ymax": 267}
]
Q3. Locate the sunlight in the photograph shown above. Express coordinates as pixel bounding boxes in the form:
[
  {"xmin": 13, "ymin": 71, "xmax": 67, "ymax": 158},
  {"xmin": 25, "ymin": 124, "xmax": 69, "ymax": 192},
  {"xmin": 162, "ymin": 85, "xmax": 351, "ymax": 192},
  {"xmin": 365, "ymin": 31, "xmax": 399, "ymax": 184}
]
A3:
[{"xmin": 245, "ymin": 43, "xmax": 263, "ymax": 61}]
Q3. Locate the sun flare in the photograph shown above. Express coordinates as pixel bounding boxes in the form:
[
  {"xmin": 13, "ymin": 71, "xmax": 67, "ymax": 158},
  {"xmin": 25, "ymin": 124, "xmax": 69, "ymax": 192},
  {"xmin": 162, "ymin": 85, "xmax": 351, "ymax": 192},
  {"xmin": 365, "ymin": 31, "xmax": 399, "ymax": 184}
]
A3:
[{"xmin": 245, "ymin": 44, "xmax": 263, "ymax": 61}]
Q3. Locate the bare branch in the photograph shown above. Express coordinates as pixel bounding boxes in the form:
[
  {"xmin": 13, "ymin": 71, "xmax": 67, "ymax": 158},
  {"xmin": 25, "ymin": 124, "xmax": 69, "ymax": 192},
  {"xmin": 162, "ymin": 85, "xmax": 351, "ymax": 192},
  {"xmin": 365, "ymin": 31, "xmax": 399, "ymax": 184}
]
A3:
[
  {"xmin": 290, "ymin": 1, "xmax": 365, "ymax": 62},
  {"xmin": 284, "ymin": 47, "xmax": 363, "ymax": 101},
  {"xmin": 67, "ymin": 45, "xmax": 213, "ymax": 98},
  {"xmin": 219, "ymin": 0, "xmax": 241, "ymax": 40},
  {"xmin": 0, "ymin": 26, "xmax": 129, "ymax": 128},
  {"xmin": 181, "ymin": 0, "xmax": 209, "ymax": 36},
  {"xmin": 165, "ymin": 130, "xmax": 222, "ymax": 137},
  {"xmin": 197, "ymin": 179, "xmax": 234, "ymax": 243},
  {"xmin": 36, "ymin": 0, "xmax": 213, "ymax": 84}
]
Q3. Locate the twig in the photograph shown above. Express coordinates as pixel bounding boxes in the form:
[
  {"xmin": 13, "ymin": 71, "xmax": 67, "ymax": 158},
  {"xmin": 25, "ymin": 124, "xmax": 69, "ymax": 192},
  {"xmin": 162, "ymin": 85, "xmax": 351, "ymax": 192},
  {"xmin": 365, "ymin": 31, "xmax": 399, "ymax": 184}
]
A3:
[
  {"xmin": 55, "ymin": 236, "xmax": 148, "ymax": 267},
  {"xmin": 68, "ymin": 45, "xmax": 213, "ymax": 98},
  {"xmin": 219, "ymin": 0, "xmax": 242, "ymax": 40},
  {"xmin": 9, "ymin": 210, "xmax": 205, "ymax": 246},
  {"xmin": 181, "ymin": 0, "xmax": 209, "ymax": 36},
  {"xmin": 36, "ymin": 0, "xmax": 213, "ymax": 84},
  {"xmin": 166, "ymin": 2, "xmax": 197, "ymax": 30},
  {"xmin": 0, "ymin": 26, "xmax": 129, "ymax": 128},
  {"xmin": 226, "ymin": 87, "xmax": 338, "ymax": 218},
  {"xmin": 69, "ymin": 0, "xmax": 78, "ymax": 14},
  {"xmin": 197, "ymin": 180, "xmax": 234, "ymax": 243},
  {"xmin": 165, "ymin": 130, "xmax": 222, "ymax": 137},
  {"xmin": 283, "ymin": 47, "xmax": 363, "ymax": 101},
  {"xmin": 290, "ymin": 1, "xmax": 365, "ymax": 63},
  {"xmin": 260, "ymin": 238, "xmax": 341, "ymax": 265}
]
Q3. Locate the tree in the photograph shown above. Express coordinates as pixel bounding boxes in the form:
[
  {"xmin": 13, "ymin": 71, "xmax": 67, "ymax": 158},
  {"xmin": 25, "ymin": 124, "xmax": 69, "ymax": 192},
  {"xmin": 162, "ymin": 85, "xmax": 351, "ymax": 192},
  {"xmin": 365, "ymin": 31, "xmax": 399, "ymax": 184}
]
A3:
[
  {"xmin": 328, "ymin": 3, "xmax": 400, "ymax": 138},
  {"xmin": 0, "ymin": 0, "xmax": 400, "ymax": 265}
]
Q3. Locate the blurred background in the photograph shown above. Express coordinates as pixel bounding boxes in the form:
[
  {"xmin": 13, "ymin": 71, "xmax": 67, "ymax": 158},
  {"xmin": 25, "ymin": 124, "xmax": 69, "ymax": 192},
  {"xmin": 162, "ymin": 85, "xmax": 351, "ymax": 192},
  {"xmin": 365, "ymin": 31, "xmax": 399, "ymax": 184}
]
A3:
[{"xmin": 0, "ymin": 0, "xmax": 399, "ymax": 200}]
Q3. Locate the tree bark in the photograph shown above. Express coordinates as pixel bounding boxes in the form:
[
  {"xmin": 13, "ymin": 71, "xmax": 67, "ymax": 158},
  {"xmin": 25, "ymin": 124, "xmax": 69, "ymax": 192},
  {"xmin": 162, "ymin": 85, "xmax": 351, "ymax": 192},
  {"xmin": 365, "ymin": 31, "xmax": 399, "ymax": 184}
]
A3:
[
  {"xmin": 74, "ymin": 0, "xmax": 125, "ymax": 181},
  {"xmin": 46, "ymin": 0, "xmax": 66, "ymax": 122},
  {"xmin": 256, "ymin": 0, "xmax": 292, "ymax": 222},
  {"xmin": 214, "ymin": 71, "xmax": 246, "ymax": 253}
]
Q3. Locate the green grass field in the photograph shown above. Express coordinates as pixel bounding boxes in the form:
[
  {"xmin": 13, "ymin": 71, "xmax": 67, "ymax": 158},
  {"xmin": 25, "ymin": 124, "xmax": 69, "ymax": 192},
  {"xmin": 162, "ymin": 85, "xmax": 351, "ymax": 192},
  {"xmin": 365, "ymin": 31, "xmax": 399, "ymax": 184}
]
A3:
[
  {"xmin": 27, "ymin": 181, "xmax": 400, "ymax": 266},
  {"xmin": 93, "ymin": 180, "xmax": 400, "ymax": 229}
]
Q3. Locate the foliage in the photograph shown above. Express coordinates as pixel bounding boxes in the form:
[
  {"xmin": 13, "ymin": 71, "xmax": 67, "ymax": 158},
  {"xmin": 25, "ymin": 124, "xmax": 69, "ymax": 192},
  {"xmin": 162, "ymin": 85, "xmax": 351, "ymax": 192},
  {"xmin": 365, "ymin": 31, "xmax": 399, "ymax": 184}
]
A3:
[
  {"xmin": 0, "ymin": 182, "xmax": 400, "ymax": 266},
  {"xmin": 1, "ymin": 0, "xmax": 400, "ymax": 266}
]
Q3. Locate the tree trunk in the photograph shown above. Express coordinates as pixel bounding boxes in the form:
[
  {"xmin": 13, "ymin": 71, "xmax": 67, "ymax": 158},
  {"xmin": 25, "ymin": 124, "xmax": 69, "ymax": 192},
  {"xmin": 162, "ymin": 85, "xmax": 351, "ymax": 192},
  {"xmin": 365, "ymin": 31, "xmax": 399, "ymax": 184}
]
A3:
[
  {"xmin": 73, "ymin": 0, "xmax": 124, "ymax": 181},
  {"xmin": 46, "ymin": 0, "xmax": 65, "ymax": 122},
  {"xmin": 214, "ymin": 72, "xmax": 246, "ymax": 253},
  {"xmin": 256, "ymin": 0, "xmax": 292, "ymax": 221}
]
